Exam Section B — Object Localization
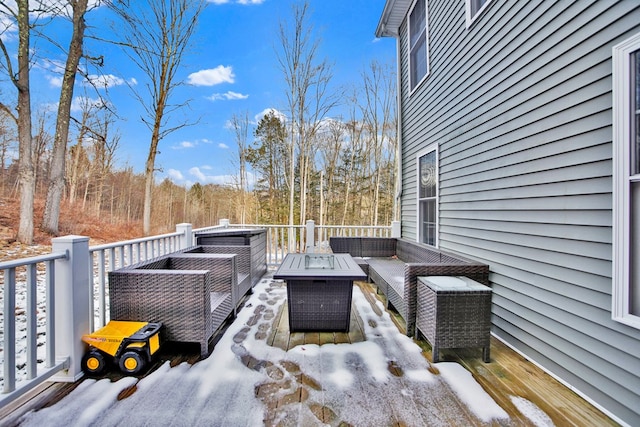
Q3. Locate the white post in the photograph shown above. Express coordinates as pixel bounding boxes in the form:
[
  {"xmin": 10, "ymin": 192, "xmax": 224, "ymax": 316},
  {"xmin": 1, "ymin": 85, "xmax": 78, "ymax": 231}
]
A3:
[
  {"xmin": 391, "ymin": 221, "xmax": 401, "ymax": 238},
  {"xmin": 176, "ymin": 223, "xmax": 193, "ymax": 249},
  {"xmin": 52, "ymin": 235, "xmax": 90, "ymax": 382},
  {"xmin": 306, "ymin": 220, "xmax": 315, "ymax": 253},
  {"xmin": 219, "ymin": 219, "xmax": 230, "ymax": 228}
]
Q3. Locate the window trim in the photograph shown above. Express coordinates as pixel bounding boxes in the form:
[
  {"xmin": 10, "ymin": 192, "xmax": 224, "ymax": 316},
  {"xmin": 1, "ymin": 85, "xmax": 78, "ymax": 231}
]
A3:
[
  {"xmin": 612, "ymin": 31, "xmax": 640, "ymax": 329},
  {"xmin": 465, "ymin": 0, "xmax": 494, "ymax": 29},
  {"xmin": 416, "ymin": 144, "xmax": 439, "ymax": 247},
  {"xmin": 408, "ymin": 0, "xmax": 429, "ymax": 94}
]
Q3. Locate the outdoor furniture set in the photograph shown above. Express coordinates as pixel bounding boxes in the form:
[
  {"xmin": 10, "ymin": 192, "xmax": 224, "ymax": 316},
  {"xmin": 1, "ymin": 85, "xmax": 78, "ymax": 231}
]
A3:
[
  {"xmin": 329, "ymin": 236, "xmax": 492, "ymax": 362},
  {"xmin": 108, "ymin": 229, "xmax": 266, "ymax": 357}
]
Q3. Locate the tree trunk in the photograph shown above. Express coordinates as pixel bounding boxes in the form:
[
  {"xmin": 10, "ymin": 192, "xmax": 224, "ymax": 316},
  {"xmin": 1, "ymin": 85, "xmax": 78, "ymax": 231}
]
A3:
[
  {"xmin": 16, "ymin": 0, "xmax": 34, "ymax": 244},
  {"xmin": 42, "ymin": 0, "xmax": 88, "ymax": 234},
  {"xmin": 143, "ymin": 138, "xmax": 158, "ymax": 235}
]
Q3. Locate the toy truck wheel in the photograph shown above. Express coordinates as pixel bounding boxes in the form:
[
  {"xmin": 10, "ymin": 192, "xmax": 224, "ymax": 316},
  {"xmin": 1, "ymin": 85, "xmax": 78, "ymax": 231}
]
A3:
[
  {"xmin": 82, "ymin": 350, "xmax": 107, "ymax": 375},
  {"xmin": 119, "ymin": 350, "xmax": 146, "ymax": 375}
]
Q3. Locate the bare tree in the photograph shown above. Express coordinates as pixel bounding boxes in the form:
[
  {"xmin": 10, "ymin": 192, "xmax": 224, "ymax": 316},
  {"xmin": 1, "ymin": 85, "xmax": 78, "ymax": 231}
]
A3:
[
  {"xmin": 360, "ymin": 60, "xmax": 396, "ymax": 226},
  {"xmin": 67, "ymin": 97, "xmax": 93, "ymax": 205},
  {"xmin": 229, "ymin": 111, "xmax": 250, "ymax": 224},
  {"xmin": 0, "ymin": 0, "xmax": 35, "ymax": 243},
  {"xmin": 42, "ymin": 0, "xmax": 92, "ymax": 235},
  {"xmin": 108, "ymin": 0, "xmax": 205, "ymax": 235},
  {"xmin": 0, "ymin": 112, "xmax": 16, "ymax": 196},
  {"xmin": 32, "ymin": 109, "xmax": 53, "ymax": 194},
  {"xmin": 90, "ymin": 108, "xmax": 119, "ymax": 215},
  {"xmin": 317, "ymin": 118, "xmax": 344, "ymax": 224},
  {"xmin": 276, "ymin": 1, "xmax": 337, "ymax": 233}
]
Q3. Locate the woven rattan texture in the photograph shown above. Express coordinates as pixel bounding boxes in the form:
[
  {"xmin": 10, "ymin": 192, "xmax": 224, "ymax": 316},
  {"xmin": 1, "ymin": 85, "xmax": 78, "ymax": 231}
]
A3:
[
  {"xmin": 329, "ymin": 237, "xmax": 490, "ymax": 337},
  {"xmin": 108, "ymin": 254, "xmax": 236, "ymax": 356},
  {"xmin": 286, "ymin": 279, "xmax": 353, "ymax": 331},
  {"xmin": 416, "ymin": 278, "xmax": 492, "ymax": 362},
  {"xmin": 181, "ymin": 246, "xmax": 252, "ymax": 306},
  {"xmin": 196, "ymin": 230, "xmax": 267, "ymax": 285}
]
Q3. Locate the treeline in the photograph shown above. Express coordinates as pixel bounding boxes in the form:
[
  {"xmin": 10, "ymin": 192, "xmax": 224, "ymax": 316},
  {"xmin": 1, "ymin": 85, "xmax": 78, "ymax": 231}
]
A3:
[
  {"xmin": 247, "ymin": 111, "xmax": 396, "ymax": 228},
  {"xmin": 0, "ymin": 112, "xmax": 396, "ymax": 234},
  {"xmin": 0, "ymin": 1, "xmax": 397, "ymax": 240}
]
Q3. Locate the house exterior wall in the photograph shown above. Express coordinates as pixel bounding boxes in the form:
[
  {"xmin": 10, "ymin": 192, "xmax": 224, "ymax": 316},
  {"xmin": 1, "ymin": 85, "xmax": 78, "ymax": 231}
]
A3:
[{"xmin": 386, "ymin": 1, "xmax": 640, "ymax": 425}]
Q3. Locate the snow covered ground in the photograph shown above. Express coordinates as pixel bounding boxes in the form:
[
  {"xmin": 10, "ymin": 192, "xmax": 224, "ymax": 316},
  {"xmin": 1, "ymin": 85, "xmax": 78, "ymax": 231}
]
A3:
[{"xmin": 5, "ymin": 276, "xmax": 554, "ymax": 426}]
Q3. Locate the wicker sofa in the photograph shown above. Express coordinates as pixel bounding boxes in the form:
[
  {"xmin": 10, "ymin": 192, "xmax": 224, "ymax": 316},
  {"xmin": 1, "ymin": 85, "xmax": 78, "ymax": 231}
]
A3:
[
  {"xmin": 108, "ymin": 253, "xmax": 237, "ymax": 357},
  {"xmin": 178, "ymin": 245, "xmax": 253, "ymax": 309},
  {"xmin": 329, "ymin": 237, "xmax": 489, "ymax": 337}
]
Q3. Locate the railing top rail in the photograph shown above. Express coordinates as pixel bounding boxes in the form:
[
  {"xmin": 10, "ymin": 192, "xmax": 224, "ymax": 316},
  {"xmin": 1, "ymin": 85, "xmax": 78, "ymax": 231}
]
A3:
[
  {"xmin": 317, "ymin": 225, "xmax": 392, "ymax": 229},
  {"xmin": 226, "ymin": 224, "xmax": 306, "ymax": 229},
  {"xmin": 0, "ymin": 250, "xmax": 68, "ymax": 270},
  {"xmin": 225, "ymin": 223, "xmax": 390, "ymax": 229},
  {"xmin": 89, "ymin": 231, "xmax": 183, "ymax": 252},
  {"xmin": 193, "ymin": 225, "xmax": 226, "ymax": 233}
]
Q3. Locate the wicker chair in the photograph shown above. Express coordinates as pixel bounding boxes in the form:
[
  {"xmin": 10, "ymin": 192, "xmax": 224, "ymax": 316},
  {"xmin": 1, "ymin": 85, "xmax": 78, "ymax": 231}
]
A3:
[
  {"xmin": 108, "ymin": 254, "xmax": 236, "ymax": 357},
  {"xmin": 178, "ymin": 246, "xmax": 252, "ymax": 309},
  {"xmin": 195, "ymin": 229, "xmax": 267, "ymax": 285}
]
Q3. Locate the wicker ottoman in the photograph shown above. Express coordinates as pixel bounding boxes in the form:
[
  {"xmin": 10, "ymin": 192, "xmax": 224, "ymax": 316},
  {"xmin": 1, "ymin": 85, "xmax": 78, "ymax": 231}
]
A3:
[{"xmin": 416, "ymin": 276, "xmax": 492, "ymax": 363}]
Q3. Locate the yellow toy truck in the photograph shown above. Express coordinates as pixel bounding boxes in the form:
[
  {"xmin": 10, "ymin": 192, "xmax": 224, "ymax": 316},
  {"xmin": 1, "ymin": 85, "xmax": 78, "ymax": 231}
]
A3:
[{"xmin": 81, "ymin": 321, "xmax": 163, "ymax": 375}]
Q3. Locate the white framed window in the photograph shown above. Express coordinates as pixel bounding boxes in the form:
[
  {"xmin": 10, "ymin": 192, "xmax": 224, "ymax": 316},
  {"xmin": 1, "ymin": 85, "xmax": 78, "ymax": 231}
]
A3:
[
  {"xmin": 417, "ymin": 145, "xmax": 438, "ymax": 246},
  {"xmin": 613, "ymin": 31, "xmax": 640, "ymax": 329},
  {"xmin": 465, "ymin": 0, "xmax": 493, "ymax": 28},
  {"xmin": 408, "ymin": 0, "xmax": 428, "ymax": 92}
]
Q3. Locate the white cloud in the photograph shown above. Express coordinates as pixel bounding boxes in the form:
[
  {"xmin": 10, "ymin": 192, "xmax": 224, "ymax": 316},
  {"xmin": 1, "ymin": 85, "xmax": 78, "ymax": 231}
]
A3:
[
  {"xmin": 47, "ymin": 75, "xmax": 63, "ymax": 88},
  {"xmin": 0, "ymin": 15, "xmax": 17, "ymax": 42},
  {"xmin": 206, "ymin": 91, "xmax": 249, "ymax": 101},
  {"xmin": 85, "ymin": 74, "xmax": 134, "ymax": 89},
  {"xmin": 189, "ymin": 166, "xmax": 207, "ymax": 181},
  {"xmin": 188, "ymin": 166, "xmax": 236, "ymax": 185},
  {"xmin": 254, "ymin": 108, "xmax": 286, "ymax": 123},
  {"xmin": 187, "ymin": 66, "xmax": 235, "ymax": 86},
  {"xmin": 70, "ymin": 96, "xmax": 106, "ymax": 112},
  {"xmin": 218, "ymin": 143, "xmax": 229, "ymax": 149},
  {"xmin": 167, "ymin": 169, "xmax": 185, "ymax": 181},
  {"xmin": 0, "ymin": 1, "xmax": 102, "ymax": 34},
  {"xmin": 170, "ymin": 138, "xmax": 212, "ymax": 150},
  {"xmin": 42, "ymin": 58, "xmax": 66, "ymax": 72}
]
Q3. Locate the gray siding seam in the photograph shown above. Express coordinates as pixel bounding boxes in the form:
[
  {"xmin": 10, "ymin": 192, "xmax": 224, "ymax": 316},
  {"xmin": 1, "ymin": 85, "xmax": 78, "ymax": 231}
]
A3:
[
  {"xmin": 404, "ymin": 2, "xmax": 621, "ymax": 151},
  {"xmin": 441, "ymin": 237, "xmax": 611, "ymax": 285},
  {"xmin": 441, "ymin": 225, "xmax": 610, "ymax": 261},
  {"xmin": 492, "ymin": 283, "xmax": 638, "ymax": 352},
  {"xmin": 440, "ymin": 209, "xmax": 611, "ymax": 227},
  {"xmin": 439, "ymin": 218, "xmax": 611, "ymax": 243}
]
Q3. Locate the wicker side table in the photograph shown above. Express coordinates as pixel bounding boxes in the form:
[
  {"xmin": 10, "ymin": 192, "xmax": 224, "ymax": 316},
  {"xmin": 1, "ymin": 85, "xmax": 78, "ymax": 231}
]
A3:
[{"xmin": 416, "ymin": 276, "xmax": 492, "ymax": 363}]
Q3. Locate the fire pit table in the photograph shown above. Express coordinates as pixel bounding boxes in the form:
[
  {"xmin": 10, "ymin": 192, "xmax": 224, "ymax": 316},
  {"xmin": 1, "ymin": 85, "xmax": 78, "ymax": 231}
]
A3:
[{"xmin": 274, "ymin": 253, "xmax": 366, "ymax": 332}]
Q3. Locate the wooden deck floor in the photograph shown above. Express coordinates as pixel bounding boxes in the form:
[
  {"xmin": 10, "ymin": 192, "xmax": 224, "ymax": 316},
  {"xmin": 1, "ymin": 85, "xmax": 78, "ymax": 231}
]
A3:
[
  {"xmin": 265, "ymin": 281, "xmax": 618, "ymax": 426},
  {"xmin": 1, "ymin": 279, "xmax": 619, "ymax": 426}
]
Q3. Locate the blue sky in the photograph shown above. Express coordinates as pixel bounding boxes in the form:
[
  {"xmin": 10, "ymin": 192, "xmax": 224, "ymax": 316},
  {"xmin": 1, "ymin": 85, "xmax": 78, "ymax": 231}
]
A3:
[{"xmin": 3, "ymin": 0, "xmax": 395, "ymax": 188}]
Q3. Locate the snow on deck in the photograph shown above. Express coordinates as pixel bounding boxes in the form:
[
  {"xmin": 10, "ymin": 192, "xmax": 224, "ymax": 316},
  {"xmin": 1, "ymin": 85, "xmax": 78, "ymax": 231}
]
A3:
[{"xmin": 14, "ymin": 278, "xmax": 544, "ymax": 426}]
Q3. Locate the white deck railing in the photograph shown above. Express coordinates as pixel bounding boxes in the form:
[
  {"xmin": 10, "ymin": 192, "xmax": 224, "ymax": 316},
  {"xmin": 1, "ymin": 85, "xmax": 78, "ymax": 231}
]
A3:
[{"xmin": 0, "ymin": 220, "xmax": 395, "ymax": 409}]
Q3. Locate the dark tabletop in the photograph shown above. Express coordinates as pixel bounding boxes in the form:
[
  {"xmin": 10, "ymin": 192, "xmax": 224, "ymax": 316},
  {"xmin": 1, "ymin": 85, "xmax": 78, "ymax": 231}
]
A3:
[{"xmin": 274, "ymin": 253, "xmax": 367, "ymax": 281}]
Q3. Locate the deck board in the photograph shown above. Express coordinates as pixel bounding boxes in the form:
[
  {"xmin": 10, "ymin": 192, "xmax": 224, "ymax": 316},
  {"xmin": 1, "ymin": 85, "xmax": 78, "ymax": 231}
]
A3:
[{"xmin": 0, "ymin": 279, "xmax": 618, "ymax": 427}]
